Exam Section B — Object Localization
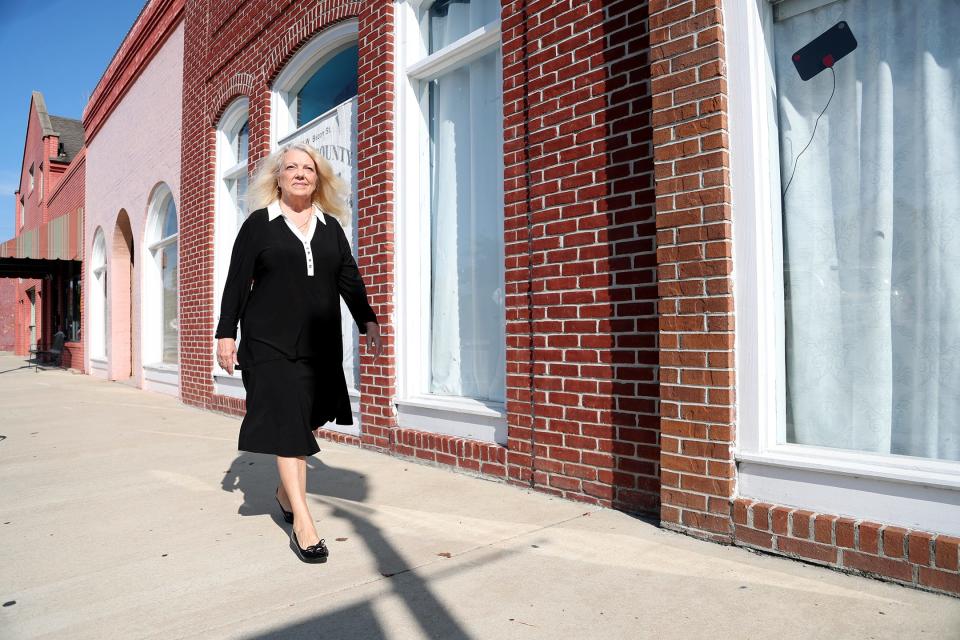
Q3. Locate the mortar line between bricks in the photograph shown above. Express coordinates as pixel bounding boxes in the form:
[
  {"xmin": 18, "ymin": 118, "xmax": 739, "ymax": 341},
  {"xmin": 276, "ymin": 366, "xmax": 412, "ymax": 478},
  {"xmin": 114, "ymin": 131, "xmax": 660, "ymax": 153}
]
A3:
[{"xmin": 160, "ymin": 508, "xmax": 604, "ymax": 640}]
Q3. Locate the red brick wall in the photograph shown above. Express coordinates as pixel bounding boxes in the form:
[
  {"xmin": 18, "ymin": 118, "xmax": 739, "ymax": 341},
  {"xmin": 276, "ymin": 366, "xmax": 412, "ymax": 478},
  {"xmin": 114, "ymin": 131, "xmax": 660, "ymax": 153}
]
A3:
[
  {"xmin": 46, "ymin": 151, "xmax": 85, "ymax": 224},
  {"xmin": 0, "ymin": 279, "xmax": 15, "ymax": 351},
  {"xmin": 649, "ymin": 0, "xmax": 735, "ymax": 541},
  {"xmin": 48, "ymin": 151, "xmax": 86, "ymax": 372},
  {"xmin": 14, "ymin": 278, "xmax": 43, "ymax": 356},
  {"xmin": 734, "ymin": 499, "xmax": 960, "ymax": 596},
  {"xmin": 500, "ymin": 0, "xmax": 659, "ymax": 511}
]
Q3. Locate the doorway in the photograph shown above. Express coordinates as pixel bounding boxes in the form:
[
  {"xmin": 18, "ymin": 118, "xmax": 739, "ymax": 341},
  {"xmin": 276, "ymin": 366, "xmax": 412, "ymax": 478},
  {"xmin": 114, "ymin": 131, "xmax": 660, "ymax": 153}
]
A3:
[
  {"xmin": 110, "ymin": 210, "xmax": 135, "ymax": 381},
  {"xmin": 26, "ymin": 287, "xmax": 36, "ymax": 349}
]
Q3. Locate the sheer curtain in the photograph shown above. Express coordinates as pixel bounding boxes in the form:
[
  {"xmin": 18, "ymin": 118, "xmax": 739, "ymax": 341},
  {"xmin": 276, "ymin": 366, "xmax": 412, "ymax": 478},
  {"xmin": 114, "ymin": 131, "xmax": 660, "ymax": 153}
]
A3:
[
  {"xmin": 428, "ymin": 0, "xmax": 505, "ymax": 402},
  {"xmin": 776, "ymin": 0, "xmax": 960, "ymax": 461}
]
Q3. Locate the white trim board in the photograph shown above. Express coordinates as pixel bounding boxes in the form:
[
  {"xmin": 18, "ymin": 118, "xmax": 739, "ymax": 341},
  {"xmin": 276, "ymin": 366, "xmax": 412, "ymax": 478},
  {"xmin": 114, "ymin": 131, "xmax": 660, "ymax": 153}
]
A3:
[
  {"xmin": 142, "ymin": 362, "xmax": 180, "ymax": 397},
  {"xmin": 739, "ymin": 461, "xmax": 960, "ymax": 537}
]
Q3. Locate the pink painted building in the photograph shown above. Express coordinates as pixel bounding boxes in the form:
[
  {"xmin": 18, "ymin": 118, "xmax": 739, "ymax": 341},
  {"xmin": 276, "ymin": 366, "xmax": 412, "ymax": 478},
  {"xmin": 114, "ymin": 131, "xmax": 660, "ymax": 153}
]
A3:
[{"xmin": 82, "ymin": 1, "xmax": 184, "ymax": 395}]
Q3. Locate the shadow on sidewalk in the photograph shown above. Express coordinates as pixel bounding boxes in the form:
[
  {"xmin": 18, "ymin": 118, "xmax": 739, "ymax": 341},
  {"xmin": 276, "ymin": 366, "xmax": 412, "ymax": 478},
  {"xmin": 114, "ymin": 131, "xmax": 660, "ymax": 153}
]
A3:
[
  {"xmin": 0, "ymin": 365, "xmax": 34, "ymax": 374},
  {"xmin": 221, "ymin": 451, "xmax": 473, "ymax": 640}
]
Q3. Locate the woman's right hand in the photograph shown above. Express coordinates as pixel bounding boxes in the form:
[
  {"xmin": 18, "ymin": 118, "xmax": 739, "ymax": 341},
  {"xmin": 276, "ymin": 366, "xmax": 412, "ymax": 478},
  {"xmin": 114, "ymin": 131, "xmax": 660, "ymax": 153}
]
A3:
[{"xmin": 217, "ymin": 338, "xmax": 239, "ymax": 375}]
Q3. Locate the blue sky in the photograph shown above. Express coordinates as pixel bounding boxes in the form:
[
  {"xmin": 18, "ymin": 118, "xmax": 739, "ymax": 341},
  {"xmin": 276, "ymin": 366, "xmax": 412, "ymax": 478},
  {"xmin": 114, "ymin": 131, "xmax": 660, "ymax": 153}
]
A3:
[{"xmin": 0, "ymin": 0, "xmax": 146, "ymax": 240}]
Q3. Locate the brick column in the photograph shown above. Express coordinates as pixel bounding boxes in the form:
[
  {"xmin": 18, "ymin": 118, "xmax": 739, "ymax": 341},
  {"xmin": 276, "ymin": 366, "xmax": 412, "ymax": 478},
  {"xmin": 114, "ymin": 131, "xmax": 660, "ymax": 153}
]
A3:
[
  {"xmin": 649, "ymin": 0, "xmax": 735, "ymax": 540},
  {"xmin": 501, "ymin": 0, "xmax": 660, "ymax": 511},
  {"xmin": 356, "ymin": 2, "xmax": 398, "ymax": 451}
]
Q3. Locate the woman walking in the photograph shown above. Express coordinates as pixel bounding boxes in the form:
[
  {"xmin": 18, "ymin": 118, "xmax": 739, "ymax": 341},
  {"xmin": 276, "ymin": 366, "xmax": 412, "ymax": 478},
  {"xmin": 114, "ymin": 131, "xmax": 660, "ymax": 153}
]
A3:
[{"xmin": 215, "ymin": 142, "xmax": 381, "ymax": 563}]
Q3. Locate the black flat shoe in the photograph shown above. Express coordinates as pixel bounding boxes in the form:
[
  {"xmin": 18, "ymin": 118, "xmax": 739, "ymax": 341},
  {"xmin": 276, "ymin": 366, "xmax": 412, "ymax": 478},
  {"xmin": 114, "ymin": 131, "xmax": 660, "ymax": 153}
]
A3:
[
  {"xmin": 291, "ymin": 530, "xmax": 329, "ymax": 564},
  {"xmin": 275, "ymin": 487, "xmax": 293, "ymax": 524}
]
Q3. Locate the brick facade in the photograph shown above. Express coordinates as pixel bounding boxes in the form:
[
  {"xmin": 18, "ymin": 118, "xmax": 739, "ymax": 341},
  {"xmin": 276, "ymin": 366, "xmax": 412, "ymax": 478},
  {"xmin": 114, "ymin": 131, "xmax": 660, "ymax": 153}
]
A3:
[
  {"xmin": 177, "ymin": 0, "xmax": 392, "ymax": 418},
  {"xmin": 82, "ymin": 1, "xmax": 183, "ymax": 385},
  {"xmin": 44, "ymin": 0, "xmax": 959, "ymax": 599},
  {"xmin": 178, "ymin": 0, "xmax": 661, "ymax": 514},
  {"xmin": 734, "ymin": 498, "xmax": 960, "ymax": 595},
  {"xmin": 0, "ymin": 279, "xmax": 15, "ymax": 351}
]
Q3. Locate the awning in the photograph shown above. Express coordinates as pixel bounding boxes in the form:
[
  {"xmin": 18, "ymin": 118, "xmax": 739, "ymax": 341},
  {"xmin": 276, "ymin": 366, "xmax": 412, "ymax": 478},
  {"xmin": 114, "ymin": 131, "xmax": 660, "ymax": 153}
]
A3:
[
  {"xmin": 0, "ymin": 256, "xmax": 80, "ymax": 278},
  {"xmin": 0, "ymin": 208, "xmax": 83, "ymax": 263}
]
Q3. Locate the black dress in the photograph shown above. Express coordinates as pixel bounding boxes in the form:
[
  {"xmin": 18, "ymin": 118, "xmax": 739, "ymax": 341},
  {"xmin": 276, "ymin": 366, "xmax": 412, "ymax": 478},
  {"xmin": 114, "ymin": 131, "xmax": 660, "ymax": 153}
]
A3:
[{"xmin": 215, "ymin": 205, "xmax": 378, "ymax": 456}]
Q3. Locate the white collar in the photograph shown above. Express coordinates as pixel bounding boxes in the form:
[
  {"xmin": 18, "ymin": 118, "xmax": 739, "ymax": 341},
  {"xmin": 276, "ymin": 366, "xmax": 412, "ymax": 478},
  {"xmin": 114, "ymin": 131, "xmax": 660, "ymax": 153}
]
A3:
[{"xmin": 267, "ymin": 200, "xmax": 326, "ymax": 225}]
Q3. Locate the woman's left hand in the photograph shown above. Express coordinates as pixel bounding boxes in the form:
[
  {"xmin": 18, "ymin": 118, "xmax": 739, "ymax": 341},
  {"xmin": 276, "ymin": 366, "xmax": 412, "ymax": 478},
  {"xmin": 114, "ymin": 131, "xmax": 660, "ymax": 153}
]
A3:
[{"xmin": 365, "ymin": 322, "xmax": 383, "ymax": 360}]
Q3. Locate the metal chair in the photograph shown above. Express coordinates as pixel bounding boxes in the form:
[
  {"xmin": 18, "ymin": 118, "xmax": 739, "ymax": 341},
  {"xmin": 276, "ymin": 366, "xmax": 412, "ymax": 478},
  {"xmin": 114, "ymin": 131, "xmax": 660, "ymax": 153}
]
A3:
[{"xmin": 32, "ymin": 331, "xmax": 66, "ymax": 371}]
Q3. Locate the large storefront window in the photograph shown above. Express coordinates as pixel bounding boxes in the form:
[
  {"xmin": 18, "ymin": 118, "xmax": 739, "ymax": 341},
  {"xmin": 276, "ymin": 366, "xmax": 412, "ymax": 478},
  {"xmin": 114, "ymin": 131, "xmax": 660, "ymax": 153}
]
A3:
[
  {"xmin": 419, "ymin": 0, "xmax": 505, "ymax": 403},
  {"xmin": 427, "ymin": 47, "xmax": 504, "ymax": 401},
  {"xmin": 774, "ymin": 0, "xmax": 960, "ymax": 462},
  {"xmin": 396, "ymin": 0, "xmax": 506, "ymax": 442}
]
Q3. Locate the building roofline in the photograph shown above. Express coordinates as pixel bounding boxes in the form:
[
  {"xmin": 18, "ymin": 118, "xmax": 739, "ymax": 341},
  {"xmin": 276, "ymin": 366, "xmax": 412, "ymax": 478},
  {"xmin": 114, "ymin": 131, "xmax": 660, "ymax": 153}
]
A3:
[{"xmin": 82, "ymin": 0, "xmax": 185, "ymax": 145}]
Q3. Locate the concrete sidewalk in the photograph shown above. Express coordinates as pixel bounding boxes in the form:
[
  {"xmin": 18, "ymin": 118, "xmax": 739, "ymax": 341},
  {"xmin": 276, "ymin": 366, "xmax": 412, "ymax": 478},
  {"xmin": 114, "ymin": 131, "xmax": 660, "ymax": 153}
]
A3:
[{"xmin": 0, "ymin": 353, "xmax": 957, "ymax": 640}]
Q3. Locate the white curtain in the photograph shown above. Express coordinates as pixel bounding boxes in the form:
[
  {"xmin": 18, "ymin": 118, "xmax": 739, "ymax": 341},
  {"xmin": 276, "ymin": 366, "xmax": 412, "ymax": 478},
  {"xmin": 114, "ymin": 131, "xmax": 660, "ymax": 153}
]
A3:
[
  {"xmin": 776, "ymin": 0, "xmax": 960, "ymax": 460},
  {"xmin": 429, "ymin": 7, "xmax": 505, "ymax": 402}
]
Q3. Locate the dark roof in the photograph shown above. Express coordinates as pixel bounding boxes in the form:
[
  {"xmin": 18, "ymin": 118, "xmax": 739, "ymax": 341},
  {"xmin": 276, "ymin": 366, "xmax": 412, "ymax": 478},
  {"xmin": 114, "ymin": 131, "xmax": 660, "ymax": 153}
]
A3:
[
  {"xmin": 47, "ymin": 115, "xmax": 84, "ymax": 163},
  {"xmin": 32, "ymin": 91, "xmax": 55, "ymax": 136}
]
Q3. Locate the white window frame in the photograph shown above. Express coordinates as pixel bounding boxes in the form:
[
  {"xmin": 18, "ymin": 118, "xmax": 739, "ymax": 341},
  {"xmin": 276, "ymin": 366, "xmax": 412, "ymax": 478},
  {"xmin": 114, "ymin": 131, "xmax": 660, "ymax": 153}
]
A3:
[
  {"xmin": 728, "ymin": 0, "xmax": 960, "ymax": 536},
  {"xmin": 395, "ymin": 0, "xmax": 507, "ymax": 444},
  {"xmin": 141, "ymin": 184, "xmax": 180, "ymax": 395},
  {"xmin": 212, "ymin": 98, "xmax": 250, "ymax": 399},
  {"xmin": 90, "ymin": 227, "xmax": 107, "ymax": 362}
]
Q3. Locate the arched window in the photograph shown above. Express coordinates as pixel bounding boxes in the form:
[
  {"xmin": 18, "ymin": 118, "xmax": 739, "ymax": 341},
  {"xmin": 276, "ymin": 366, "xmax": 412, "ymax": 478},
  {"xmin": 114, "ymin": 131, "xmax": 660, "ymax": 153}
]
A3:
[
  {"xmin": 90, "ymin": 228, "xmax": 107, "ymax": 359},
  {"xmin": 272, "ymin": 22, "xmax": 362, "ymax": 399},
  {"xmin": 213, "ymin": 98, "xmax": 250, "ymax": 393},
  {"xmin": 271, "ymin": 21, "xmax": 358, "ymax": 142},
  {"xmin": 143, "ymin": 185, "xmax": 179, "ymax": 365},
  {"xmin": 218, "ymin": 99, "xmax": 250, "ymax": 236}
]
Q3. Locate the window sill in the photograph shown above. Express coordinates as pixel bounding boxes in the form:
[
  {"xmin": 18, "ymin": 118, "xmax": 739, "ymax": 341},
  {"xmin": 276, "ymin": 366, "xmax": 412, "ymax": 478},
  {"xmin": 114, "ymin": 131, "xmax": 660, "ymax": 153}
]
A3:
[
  {"xmin": 143, "ymin": 362, "xmax": 179, "ymax": 396},
  {"xmin": 737, "ymin": 445, "xmax": 960, "ymax": 536},
  {"xmin": 737, "ymin": 444, "xmax": 960, "ymax": 491},
  {"xmin": 213, "ymin": 371, "xmax": 244, "ymax": 398},
  {"xmin": 397, "ymin": 395, "xmax": 505, "ymax": 419},
  {"xmin": 396, "ymin": 395, "xmax": 507, "ymax": 445},
  {"xmin": 143, "ymin": 362, "xmax": 179, "ymax": 373}
]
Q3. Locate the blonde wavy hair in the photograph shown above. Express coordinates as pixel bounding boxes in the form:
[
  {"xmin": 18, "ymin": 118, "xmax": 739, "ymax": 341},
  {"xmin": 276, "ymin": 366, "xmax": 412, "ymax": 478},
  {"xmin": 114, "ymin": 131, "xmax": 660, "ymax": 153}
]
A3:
[{"xmin": 248, "ymin": 142, "xmax": 350, "ymax": 225}]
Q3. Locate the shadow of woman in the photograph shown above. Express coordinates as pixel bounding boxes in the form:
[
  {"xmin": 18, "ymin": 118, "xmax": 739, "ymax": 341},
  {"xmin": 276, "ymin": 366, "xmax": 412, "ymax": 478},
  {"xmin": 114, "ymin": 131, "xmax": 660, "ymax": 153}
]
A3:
[
  {"xmin": 220, "ymin": 448, "xmax": 471, "ymax": 640},
  {"xmin": 219, "ymin": 450, "xmax": 367, "ymax": 522}
]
